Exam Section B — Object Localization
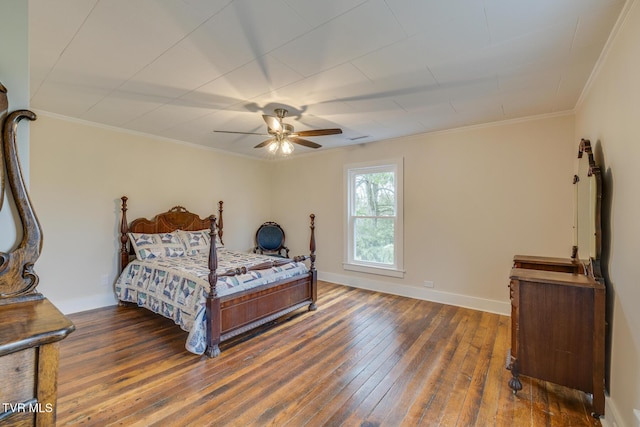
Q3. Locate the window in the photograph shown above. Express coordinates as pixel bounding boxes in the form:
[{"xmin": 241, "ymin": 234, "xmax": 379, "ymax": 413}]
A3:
[{"xmin": 344, "ymin": 158, "xmax": 404, "ymax": 277}]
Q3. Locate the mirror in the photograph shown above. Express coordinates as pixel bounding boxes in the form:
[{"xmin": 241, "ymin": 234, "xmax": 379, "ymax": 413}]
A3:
[{"xmin": 573, "ymin": 139, "xmax": 603, "ymax": 280}]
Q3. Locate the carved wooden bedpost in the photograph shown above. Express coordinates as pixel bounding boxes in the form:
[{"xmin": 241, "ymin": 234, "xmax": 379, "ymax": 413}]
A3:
[
  {"xmin": 308, "ymin": 213, "xmax": 317, "ymax": 311},
  {"xmin": 217, "ymin": 201, "xmax": 224, "ymax": 246},
  {"xmin": 309, "ymin": 214, "xmax": 316, "ymax": 271},
  {"xmin": 120, "ymin": 196, "xmax": 129, "ymax": 272},
  {"xmin": 206, "ymin": 215, "xmax": 221, "ymax": 358}
]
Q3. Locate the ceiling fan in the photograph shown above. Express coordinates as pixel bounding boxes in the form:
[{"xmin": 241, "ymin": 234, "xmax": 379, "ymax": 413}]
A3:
[{"xmin": 214, "ymin": 108, "xmax": 342, "ymax": 155}]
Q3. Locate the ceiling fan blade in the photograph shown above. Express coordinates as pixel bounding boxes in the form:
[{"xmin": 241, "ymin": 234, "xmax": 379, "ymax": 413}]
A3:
[
  {"xmin": 295, "ymin": 128, "xmax": 342, "ymax": 137},
  {"xmin": 289, "ymin": 137, "xmax": 322, "ymax": 149},
  {"xmin": 213, "ymin": 130, "xmax": 267, "ymax": 136},
  {"xmin": 262, "ymin": 114, "xmax": 281, "ymax": 132},
  {"xmin": 254, "ymin": 138, "xmax": 275, "ymax": 148}
]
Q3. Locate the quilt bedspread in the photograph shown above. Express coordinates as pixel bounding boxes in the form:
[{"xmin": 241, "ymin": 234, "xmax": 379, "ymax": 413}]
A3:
[{"xmin": 115, "ymin": 249, "xmax": 309, "ymax": 354}]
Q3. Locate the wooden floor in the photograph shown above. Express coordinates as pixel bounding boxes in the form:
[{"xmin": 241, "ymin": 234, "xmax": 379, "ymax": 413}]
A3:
[{"xmin": 57, "ymin": 281, "xmax": 600, "ymax": 426}]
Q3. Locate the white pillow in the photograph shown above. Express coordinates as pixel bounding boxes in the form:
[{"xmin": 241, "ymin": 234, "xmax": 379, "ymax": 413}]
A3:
[
  {"xmin": 128, "ymin": 231, "xmax": 186, "ymax": 260},
  {"xmin": 178, "ymin": 229, "xmax": 211, "ymax": 256},
  {"xmin": 178, "ymin": 229, "xmax": 224, "ymax": 256}
]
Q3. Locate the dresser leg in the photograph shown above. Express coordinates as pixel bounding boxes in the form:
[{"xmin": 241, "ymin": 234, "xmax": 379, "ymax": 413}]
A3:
[
  {"xmin": 507, "ymin": 360, "xmax": 523, "ymax": 394},
  {"xmin": 509, "ymin": 375, "xmax": 523, "ymax": 394}
]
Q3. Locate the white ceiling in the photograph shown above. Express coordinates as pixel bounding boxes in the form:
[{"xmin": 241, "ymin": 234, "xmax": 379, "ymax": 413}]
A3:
[{"xmin": 29, "ymin": 0, "xmax": 625, "ymax": 158}]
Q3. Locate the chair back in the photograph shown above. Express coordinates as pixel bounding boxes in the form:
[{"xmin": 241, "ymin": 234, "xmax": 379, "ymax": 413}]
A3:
[{"xmin": 255, "ymin": 222, "xmax": 289, "ymax": 257}]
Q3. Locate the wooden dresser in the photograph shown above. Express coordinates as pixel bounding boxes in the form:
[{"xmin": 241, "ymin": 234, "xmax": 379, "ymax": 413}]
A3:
[
  {"xmin": 507, "ymin": 139, "xmax": 606, "ymax": 418},
  {"xmin": 507, "ymin": 262, "xmax": 605, "ymax": 416},
  {"xmin": 0, "ymin": 297, "xmax": 75, "ymax": 425}
]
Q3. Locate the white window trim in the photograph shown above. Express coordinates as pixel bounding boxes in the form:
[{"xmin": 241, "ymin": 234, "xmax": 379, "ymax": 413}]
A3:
[{"xmin": 344, "ymin": 158, "xmax": 404, "ymax": 278}]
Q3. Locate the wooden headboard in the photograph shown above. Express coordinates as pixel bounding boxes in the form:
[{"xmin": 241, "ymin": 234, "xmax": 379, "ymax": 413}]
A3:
[{"xmin": 119, "ymin": 196, "xmax": 224, "ymax": 271}]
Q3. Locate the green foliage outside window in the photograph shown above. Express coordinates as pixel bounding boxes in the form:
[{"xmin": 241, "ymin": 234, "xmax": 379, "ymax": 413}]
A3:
[{"xmin": 352, "ymin": 171, "xmax": 395, "ymax": 264}]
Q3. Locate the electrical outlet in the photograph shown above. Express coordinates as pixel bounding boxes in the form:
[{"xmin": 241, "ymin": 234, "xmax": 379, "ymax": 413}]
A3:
[
  {"xmin": 101, "ymin": 274, "xmax": 110, "ymax": 286},
  {"xmin": 423, "ymin": 280, "xmax": 434, "ymax": 288}
]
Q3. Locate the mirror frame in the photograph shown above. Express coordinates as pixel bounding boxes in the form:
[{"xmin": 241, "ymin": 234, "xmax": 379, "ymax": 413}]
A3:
[{"xmin": 573, "ymin": 138, "xmax": 603, "ymax": 281}]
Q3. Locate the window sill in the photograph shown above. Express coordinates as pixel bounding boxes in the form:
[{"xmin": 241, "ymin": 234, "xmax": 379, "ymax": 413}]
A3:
[{"xmin": 343, "ymin": 262, "xmax": 405, "ymax": 278}]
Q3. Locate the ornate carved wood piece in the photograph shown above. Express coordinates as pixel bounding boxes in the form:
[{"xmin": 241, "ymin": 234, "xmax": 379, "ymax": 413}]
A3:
[{"xmin": 0, "ymin": 82, "xmax": 42, "ymax": 300}]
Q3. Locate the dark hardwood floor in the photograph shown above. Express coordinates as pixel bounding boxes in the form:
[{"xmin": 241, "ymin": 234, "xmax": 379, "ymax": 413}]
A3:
[{"xmin": 57, "ymin": 281, "xmax": 600, "ymax": 426}]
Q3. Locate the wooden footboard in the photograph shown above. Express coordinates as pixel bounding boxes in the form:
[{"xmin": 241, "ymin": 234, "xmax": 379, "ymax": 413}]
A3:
[
  {"xmin": 220, "ymin": 274, "xmax": 317, "ymax": 341},
  {"xmin": 204, "ymin": 271, "xmax": 317, "ymax": 357},
  {"xmin": 204, "ymin": 214, "xmax": 317, "ymax": 357}
]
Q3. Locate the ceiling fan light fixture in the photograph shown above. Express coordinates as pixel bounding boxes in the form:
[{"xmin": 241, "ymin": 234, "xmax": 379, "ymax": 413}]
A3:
[
  {"xmin": 267, "ymin": 140, "xmax": 279, "ymax": 154},
  {"xmin": 265, "ymin": 138, "xmax": 295, "ymax": 157},
  {"xmin": 282, "ymin": 140, "xmax": 295, "ymax": 155}
]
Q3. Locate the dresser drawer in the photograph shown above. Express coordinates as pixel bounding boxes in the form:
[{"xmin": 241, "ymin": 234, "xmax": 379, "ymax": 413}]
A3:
[{"xmin": 0, "ymin": 348, "xmax": 36, "ymax": 403}]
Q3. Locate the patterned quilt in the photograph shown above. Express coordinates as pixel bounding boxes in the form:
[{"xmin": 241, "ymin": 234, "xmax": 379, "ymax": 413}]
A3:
[{"xmin": 115, "ymin": 249, "xmax": 309, "ymax": 355}]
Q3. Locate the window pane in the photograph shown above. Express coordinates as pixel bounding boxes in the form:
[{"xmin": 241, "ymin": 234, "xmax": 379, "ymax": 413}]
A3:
[
  {"xmin": 354, "ymin": 217, "xmax": 394, "ymax": 264},
  {"xmin": 353, "ymin": 171, "xmax": 395, "ymax": 216}
]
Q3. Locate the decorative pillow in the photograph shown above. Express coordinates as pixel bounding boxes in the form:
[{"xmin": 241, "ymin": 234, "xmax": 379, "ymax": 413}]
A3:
[
  {"xmin": 128, "ymin": 232, "xmax": 187, "ymax": 260},
  {"xmin": 178, "ymin": 229, "xmax": 224, "ymax": 255},
  {"xmin": 178, "ymin": 229, "xmax": 211, "ymax": 256}
]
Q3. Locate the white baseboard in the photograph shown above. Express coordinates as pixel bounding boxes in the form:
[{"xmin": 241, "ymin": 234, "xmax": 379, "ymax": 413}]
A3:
[
  {"xmin": 51, "ymin": 292, "xmax": 118, "ymax": 315},
  {"xmin": 52, "ymin": 270, "xmax": 511, "ymax": 316},
  {"xmin": 600, "ymin": 396, "xmax": 619, "ymax": 427},
  {"xmin": 318, "ymin": 271, "xmax": 511, "ymax": 316},
  {"xmin": 600, "ymin": 394, "xmax": 636, "ymax": 427}
]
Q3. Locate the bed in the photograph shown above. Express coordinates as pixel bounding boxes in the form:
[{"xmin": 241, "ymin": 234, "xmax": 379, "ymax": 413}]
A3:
[{"xmin": 115, "ymin": 196, "xmax": 317, "ymax": 357}]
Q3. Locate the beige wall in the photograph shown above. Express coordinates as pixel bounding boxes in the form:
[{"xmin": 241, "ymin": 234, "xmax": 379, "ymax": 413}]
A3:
[
  {"xmin": 271, "ymin": 114, "xmax": 576, "ymax": 314},
  {"xmin": 30, "ymin": 111, "xmax": 576, "ymax": 316},
  {"xmin": 575, "ymin": 0, "xmax": 640, "ymax": 426},
  {"xmin": 30, "ymin": 114, "xmax": 273, "ymax": 312},
  {"xmin": 0, "ymin": 0, "xmax": 29, "ymax": 253}
]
